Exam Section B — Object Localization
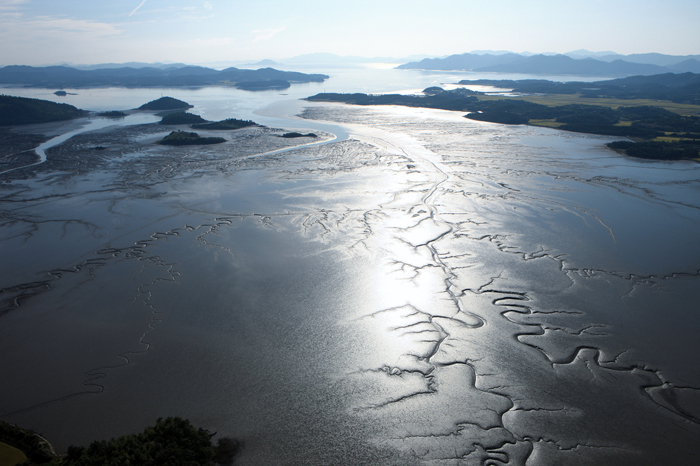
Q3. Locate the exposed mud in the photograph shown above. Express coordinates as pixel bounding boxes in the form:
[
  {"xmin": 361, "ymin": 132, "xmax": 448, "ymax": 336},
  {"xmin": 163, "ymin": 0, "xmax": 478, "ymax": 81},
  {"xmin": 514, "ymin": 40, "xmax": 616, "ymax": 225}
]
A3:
[{"xmin": 1, "ymin": 104, "xmax": 699, "ymax": 465}]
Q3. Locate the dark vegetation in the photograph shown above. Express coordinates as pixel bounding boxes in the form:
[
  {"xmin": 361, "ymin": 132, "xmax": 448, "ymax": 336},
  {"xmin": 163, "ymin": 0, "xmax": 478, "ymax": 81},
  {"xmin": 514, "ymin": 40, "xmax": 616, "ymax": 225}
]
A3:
[
  {"xmin": 159, "ymin": 112, "xmax": 207, "ymax": 125},
  {"xmin": 0, "ymin": 65, "xmax": 328, "ymax": 90},
  {"xmin": 607, "ymin": 140, "xmax": 700, "ymax": 160},
  {"xmin": 307, "ymin": 75, "xmax": 700, "ymax": 160},
  {"xmin": 306, "ymin": 89, "xmax": 479, "ymax": 112},
  {"xmin": 280, "ymin": 132, "xmax": 317, "ymax": 138},
  {"xmin": 465, "ymin": 101, "xmax": 698, "ymax": 138},
  {"xmin": 139, "ymin": 97, "xmax": 193, "ymax": 111},
  {"xmin": 1, "ymin": 418, "xmax": 243, "ymax": 466},
  {"xmin": 0, "ymin": 421, "xmax": 55, "ymax": 464},
  {"xmin": 158, "ymin": 131, "xmax": 226, "ymax": 146},
  {"xmin": 192, "ymin": 118, "xmax": 257, "ymax": 130},
  {"xmin": 96, "ymin": 111, "xmax": 127, "ymax": 118},
  {"xmin": 0, "ymin": 95, "xmax": 86, "ymax": 126},
  {"xmin": 459, "ymin": 72, "xmax": 700, "ymax": 105}
]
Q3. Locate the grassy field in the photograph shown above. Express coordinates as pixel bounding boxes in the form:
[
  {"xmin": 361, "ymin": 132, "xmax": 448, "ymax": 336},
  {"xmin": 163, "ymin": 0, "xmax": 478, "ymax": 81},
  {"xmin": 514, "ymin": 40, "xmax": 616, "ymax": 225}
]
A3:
[
  {"xmin": 477, "ymin": 94, "xmax": 700, "ymax": 116},
  {"xmin": 0, "ymin": 442, "xmax": 27, "ymax": 466},
  {"xmin": 528, "ymin": 119, "xmax": 565, "ymax": 128}
]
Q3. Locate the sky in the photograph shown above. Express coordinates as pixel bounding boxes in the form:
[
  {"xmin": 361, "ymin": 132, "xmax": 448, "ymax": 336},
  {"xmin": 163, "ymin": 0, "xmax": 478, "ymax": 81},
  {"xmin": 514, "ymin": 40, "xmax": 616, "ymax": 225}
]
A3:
[{"xmin": 0, "ymin": 0, "xmax": 699, "ymax": 66}]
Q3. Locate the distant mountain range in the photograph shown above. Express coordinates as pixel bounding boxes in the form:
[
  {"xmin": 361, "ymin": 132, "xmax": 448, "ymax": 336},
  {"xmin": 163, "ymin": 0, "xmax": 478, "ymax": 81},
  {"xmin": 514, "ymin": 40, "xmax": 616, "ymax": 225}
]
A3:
[
  {"xmin": 0, "ymin": 65, "xmax": 328, "ymax": 90},
  {"xmin": 398, "ymin": 52, "xmax": 700, "ymax": 76}
]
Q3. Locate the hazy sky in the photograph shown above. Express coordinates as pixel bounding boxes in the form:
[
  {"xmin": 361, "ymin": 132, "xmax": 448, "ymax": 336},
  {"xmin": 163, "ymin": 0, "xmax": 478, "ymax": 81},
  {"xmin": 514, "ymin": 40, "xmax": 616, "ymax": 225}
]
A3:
[{"xmin": 1, "ymin": 0, "xmax": 699, "ymax": 66}]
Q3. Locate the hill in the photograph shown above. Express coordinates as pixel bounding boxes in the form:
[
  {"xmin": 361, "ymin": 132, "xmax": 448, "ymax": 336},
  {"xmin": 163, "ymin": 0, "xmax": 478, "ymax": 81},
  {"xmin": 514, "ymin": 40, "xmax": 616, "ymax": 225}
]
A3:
[
  {"xmin": 0, "ymin": 95, "xmax": 86, "ymax": 126},
  {"xmin": 139, "ymin": 97, "xmax": 193, "ymax": 111}
]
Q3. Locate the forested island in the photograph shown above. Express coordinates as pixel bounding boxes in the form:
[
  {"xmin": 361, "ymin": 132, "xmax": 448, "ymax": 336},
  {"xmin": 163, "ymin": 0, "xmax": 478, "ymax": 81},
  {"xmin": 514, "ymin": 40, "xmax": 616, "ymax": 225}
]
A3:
[
  {"xmin": 157, "ymin": 131, "xmax": 226, "ymax": 146},
  {"xmin": 0, "ymin": 65, "xmax": 328, "ymax": 90},
  {"xmin": 156, "ymin": 110, "xmax": 259, "ymax": 131},
  {"xmin": 158, "ymin": 112, "xmax": 208, "ymax": 125},
  {"xmin": 306, "ymin": 73, "xmax": 700, "ymax": 160},
  {"xmin": 139, "ymin": 97, "xmax": 193, "ymax": 111},
  {"xmin": 192, "ymin": 118, "xmax": 257, "ymax": 130}
]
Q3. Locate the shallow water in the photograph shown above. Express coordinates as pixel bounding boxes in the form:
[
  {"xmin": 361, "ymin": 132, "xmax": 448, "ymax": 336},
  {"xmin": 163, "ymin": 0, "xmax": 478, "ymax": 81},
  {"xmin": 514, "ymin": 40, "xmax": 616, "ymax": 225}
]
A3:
[{"xmin": 1, "ymin": 76, "xmax": 700, "ymax": 465}]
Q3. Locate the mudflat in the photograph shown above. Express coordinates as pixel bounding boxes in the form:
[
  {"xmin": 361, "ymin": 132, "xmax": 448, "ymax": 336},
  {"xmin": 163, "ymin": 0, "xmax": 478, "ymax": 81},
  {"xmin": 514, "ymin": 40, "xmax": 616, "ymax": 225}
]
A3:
[{"xmin": 1, "ymin": 103, "xmax": 699, "ymax": 465}]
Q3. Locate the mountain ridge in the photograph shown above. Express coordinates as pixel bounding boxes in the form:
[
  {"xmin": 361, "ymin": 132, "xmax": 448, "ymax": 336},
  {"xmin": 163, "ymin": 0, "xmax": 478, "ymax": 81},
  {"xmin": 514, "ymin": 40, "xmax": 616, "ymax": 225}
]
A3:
[
  {"xmin": 0, "ymin": 65, "xmax": 329, "ymax": 90},
  {"xmin": 398, "ymin": 52, "xmax": 700, "ymax": 76}
]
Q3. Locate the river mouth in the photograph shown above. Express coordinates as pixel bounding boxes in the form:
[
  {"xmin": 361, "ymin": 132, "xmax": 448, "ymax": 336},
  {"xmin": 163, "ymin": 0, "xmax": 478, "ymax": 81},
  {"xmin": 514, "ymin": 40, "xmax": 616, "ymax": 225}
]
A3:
[{"xmin": 1, "ymin": 101, "xmax": 699, "ymax": 465}]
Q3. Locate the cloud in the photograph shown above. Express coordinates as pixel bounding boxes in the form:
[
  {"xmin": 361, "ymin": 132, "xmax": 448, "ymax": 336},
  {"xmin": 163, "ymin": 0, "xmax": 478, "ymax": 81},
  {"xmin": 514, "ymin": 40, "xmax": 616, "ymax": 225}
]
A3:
[
  {"xmin": 0, "ymin": 0, "xmax": 29, "ymax": 9},
  {"xmin": 0, "ymin": 16, "xmax": 122, "ymax": 38},
  {"xmin": 203, "ymin": 1, "xmax": 213, "ymax": 10},
  {"xmin": 129, "ymin": 0, "xmax": 147, "ymax": 17},
  {"xmin": 250, "ymin": 27, "xmax": 285, "ymax": 42},
  {"xmin": 0, "ymin": 0, "xmax": 27, "ymax": 14}
]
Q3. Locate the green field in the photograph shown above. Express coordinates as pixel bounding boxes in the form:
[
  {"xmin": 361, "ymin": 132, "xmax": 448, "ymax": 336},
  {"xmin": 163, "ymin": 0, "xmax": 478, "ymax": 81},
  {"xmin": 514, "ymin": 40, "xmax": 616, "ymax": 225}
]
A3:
[
  {"xmin": 477, "ymin": 94, "xmax": 700, "ymax": 116},
  {"xmin": 528, "ymin": 119, "xmax": 566, "ymax": 128},
  {"xmin": 0, "ymin": 442, "xmax": 27, "ymax": 466}
]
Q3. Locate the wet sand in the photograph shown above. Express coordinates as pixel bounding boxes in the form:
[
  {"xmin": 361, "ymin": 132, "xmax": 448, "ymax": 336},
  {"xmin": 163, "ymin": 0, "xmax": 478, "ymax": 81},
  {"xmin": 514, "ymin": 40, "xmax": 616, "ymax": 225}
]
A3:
[{"xmin": 1, "ymin": 105, "xmax": 699, "ymax": 465}]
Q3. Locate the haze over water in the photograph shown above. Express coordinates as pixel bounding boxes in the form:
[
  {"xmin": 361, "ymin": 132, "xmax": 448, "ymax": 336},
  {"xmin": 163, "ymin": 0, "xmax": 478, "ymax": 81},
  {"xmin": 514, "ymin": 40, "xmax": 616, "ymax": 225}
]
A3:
[{"xmin": 1, "ymin": 68, "xmax": 699, "ymax": 465}]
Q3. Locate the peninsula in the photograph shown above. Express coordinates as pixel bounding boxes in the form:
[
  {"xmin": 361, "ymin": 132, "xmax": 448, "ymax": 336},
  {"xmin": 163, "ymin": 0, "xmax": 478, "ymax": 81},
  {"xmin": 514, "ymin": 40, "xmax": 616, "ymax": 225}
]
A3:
[
  {"xmin": 306, "ymin": 73, "xmax": 700, "ymax": 160},
  {"xmin": 0, "ymin": 95, "xmax": 86, "ymax": 126}
]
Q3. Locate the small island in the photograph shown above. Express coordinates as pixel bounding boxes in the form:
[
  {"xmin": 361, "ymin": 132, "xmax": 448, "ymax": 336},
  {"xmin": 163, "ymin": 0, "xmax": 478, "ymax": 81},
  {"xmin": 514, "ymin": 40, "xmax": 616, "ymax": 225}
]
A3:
[
  {"xmin": 192, "ymin": 118, "xmax": 257, "ymax": 130},
  {"xmin": 159, "ymin": 111, "xmax": 208, "ymax": 125},
  {"xmin": 157, "ymin": 113, "xmax": 259, "ymax": 130},
  {"xmin": 279, "ymin": 132, "xmax": 318, "ymax": 138},
  {"xmin": 139, "ymin": 96, "xmax": 193, "ymax": 111},
  {"xmin": 97, "ymin": 110, "xmax": 127, "ymax": 118},
  {"xmin": 157, "ymin": 130, "xmax": 226, "ymax": 146}
]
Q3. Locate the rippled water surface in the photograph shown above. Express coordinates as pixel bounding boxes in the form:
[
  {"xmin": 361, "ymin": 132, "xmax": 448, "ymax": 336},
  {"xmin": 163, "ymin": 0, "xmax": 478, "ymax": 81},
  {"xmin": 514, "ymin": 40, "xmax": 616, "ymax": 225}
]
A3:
[{"xmin": 1, "ymin": 72, "xmax": 699, "ymax": 465}]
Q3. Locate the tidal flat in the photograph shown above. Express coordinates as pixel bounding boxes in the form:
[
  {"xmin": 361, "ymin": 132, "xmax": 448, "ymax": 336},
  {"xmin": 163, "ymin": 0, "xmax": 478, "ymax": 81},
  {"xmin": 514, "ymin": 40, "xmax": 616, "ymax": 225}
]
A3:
[{"xmin": 1, "ymin": 103, "xmax": 699, "ymax": 465}]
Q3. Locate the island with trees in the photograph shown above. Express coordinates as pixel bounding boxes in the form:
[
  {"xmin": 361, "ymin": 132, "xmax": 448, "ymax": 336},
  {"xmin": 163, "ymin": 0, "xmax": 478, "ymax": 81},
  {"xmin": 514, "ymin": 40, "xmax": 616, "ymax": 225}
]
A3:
[
  {"xmin": 192, "ymin": 118, "xmax": 257, "ymax": 130},
  {"xmin": 306, "ymin": 73, "xmax": 700, "ymax": 161},
  {"xmin": 96, "ymin": 110, "xmax": 127, "ymax": 118},
  {"xmin": 280, "ymin": 132, "xmax": 318, "ymax": 138},
  {"xmin": 139, "ymin": 97, "xmax": 193, "ymax": 111},
  {"xmin": 157, "ymin": 131, "xmax": 226, "ymax": 146},
  {"xmin": 158, "ymin": 112, "xmax": 208, "ymax": 125},
  {"xmin": 156, "ymin": 112, "xmax": 259, "ymax": 130}
]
